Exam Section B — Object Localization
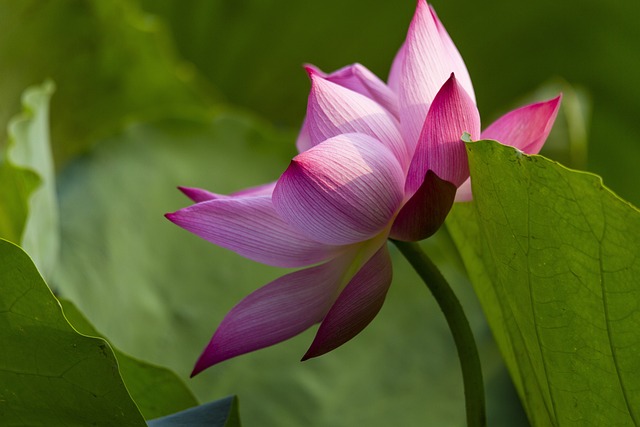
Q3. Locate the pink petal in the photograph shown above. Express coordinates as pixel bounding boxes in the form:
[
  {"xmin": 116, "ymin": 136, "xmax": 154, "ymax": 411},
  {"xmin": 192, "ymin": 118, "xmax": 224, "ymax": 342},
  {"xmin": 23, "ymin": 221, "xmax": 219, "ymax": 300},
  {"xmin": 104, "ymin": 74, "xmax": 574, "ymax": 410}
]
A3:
[
  {"xmin": 230, "ymin": 181, "xmax": 276, "ymax": 197},
  {"xmin": 306, "ymin": 63, "xmax": 399, "ymax": 118},
  {"xmin": 390, "ymin": 170, "xmax": 457, "ymax": 241},
  {"xmin": 273, "ymin": 133, "xmax": 405, "ymax": 245},
  {"xmin": 398, "ymin": 1, "xmax": 475, "ymax": 150},
  {"xmin": 179, "ymin": 181, "xmax": 276, "ymax": 202},
  {"xmin": 192, "ymin": 257, "xmax": 349, "ymax": 375},
  {"xmin": 405, "ymin": 74, "xmax": 480, "ymax": 194},
  {"xmin": 304, "ymin": 69, "xmax": 410, "ymax": 168},
  {"xmin": 166, "ymin": 196, "xmax": 340, "ymax": 268},
  {"xmin": 296, "ymin": 118, "xmax": 312, "ymax": 153},
  {"xmin": 454, "ymin": 96, "xmax": 562, "ymax": 203},
  {"xmin": 454, "ymin": 178, "xmax": 473, "ymax": 202},
  {"xmin": 481, "ymin": 95, "xmax": 562, "ymax": 154},
  {"xmin": 428, "ymin": 5, "xmax": 474, "ymax": 103},
  {"xmin": 302, "ymin": 244, "xmax": 393, "ymax": 360},
  {"xmin": 178, "ymin": 186, "xmax": 224, "ymax": 203},
  {"xmin": 388, "ymin": 42, "xmax": 405, "ymax": 94}
]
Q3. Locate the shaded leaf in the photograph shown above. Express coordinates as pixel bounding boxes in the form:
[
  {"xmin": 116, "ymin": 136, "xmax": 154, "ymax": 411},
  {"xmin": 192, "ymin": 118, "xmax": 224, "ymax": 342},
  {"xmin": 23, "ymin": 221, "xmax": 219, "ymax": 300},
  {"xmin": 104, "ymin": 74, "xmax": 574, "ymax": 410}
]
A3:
[
  {"xmin": 0, "ymin": 238, "xmax": 145, "ymax": 426},
  {"xmin": 0, "ymin": 160, "xmax": 39, "ymax": 244},
  {"xmin": 0, "ymin": 0, "xmax": 213, "ymax": 167},
  {"xmin": 147, "ymin": 396, "xmax": 241, "ymax": 427},
  {"xmin": 447, "ymin": 140, "xmax": 640, "ymax": 426},
  {"xmin": 2, "ymin": 81, "xmax": 58, "ymax": 278},
  {"xmin": 60, "ymin": 299, "xmax": 199, "ymax": 420}
]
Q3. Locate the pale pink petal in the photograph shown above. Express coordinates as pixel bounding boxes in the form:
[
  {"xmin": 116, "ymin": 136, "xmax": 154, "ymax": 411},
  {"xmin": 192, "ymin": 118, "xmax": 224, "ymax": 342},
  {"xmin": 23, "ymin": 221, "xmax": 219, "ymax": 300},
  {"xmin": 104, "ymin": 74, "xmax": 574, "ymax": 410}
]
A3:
[
  {"xmin": 192, "ymin": 257, "xmax": 350, "ymax": 375},
  {"xmin": 388, "ymin": 42, "xmax": 405, "ymax": 94},
  {"xmin": 230, "ymin": 181, "xmax": 276, "ymax": 197},
  {"xmin": 178, "ymin": 186, "xmax": 225, "ymax": 203},
  {"xmin": 273, "ymin": 133, "xmax": 405, "ymax": 245},
  {"xmin": 166, "ymin": 196, "xmax": 340, "ymax": 268},
  {"xmin": 390, "ymin": 170, "xmax": 457, "ymax": 241},
  {"xmin": 304, "ymin": 69, "xmax": 410, "ymax": 168},
  {"xmin": 179, "ymin": 181, "xmax": 276, "ymax": 202},
  {"xmin": 454, "ymin": 178, "xmax": 473, "ymax": 202},
  {"xmin": 307, "ymin": 63, "xmax": 399, "ymax": 118},
  {"xmin": 429, "ymin": 5, "xmax": 475, "ymax": 104},
  {"xmin": 398, "ymin": 1, "xmax": 475, "ymax": 150},
  {"xmin": 406, "ymin": 74, "xmax": 480, "ymax": 194},
  {"xmin": 481, "ymin": 95, "xmax": 562, "ymax": 154},
  {"xmin": 302, "ymin": 244, "xmax": 393, "ymax": 360},
  {"xmin": 296, "ymin": 117, "xmax": 312, "ymax": 153}
]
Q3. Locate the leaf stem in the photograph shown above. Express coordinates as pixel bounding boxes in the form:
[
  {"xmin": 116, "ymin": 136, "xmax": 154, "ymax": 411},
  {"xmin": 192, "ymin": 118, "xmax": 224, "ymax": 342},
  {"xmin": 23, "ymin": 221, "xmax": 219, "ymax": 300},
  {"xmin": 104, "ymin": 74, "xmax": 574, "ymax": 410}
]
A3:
[{"xmin": 392, "ymin": 240, "xmax": 486, "ymax": 427}]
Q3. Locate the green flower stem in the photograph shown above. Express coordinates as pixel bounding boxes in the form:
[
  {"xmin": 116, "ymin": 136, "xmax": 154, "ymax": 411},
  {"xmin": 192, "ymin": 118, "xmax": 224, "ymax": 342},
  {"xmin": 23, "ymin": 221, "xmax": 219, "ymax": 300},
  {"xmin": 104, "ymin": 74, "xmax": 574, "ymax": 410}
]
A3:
[{"xmin": 392, "ymin": 240, "xmax": 486, "ymax": 427}]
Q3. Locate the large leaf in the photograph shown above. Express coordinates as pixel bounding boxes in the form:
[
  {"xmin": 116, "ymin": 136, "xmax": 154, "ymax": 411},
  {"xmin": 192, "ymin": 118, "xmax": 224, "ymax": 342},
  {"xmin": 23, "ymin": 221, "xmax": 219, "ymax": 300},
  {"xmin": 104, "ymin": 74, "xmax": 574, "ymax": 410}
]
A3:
[
  {"xmin": 60, "ymin": 299, "xmax": 199, "ymax": 420},
  {"xmin": 147, "ymin": 396, "xmax": 241, "ymax": 427},
  {"xmin": 138, "ymin": 0, "xmax": 640, "ymax": 206},
  {"xmin": 447, "ymin": 140, "xmax": 640, "ymax": 426},
  {"xmin": 0, "ymin": 0, "xmax": 213, "ymax": 167},
  {"xmin": 0, "ymin": 239, "xmax": 145, "ymax": 426},
  {"xmin": 2, "ymin": 81, "xmax": 58, "ymax": 278},
  {"xmin": 53, "ymin": 110, "xmax": 527, "ymax": 426}
]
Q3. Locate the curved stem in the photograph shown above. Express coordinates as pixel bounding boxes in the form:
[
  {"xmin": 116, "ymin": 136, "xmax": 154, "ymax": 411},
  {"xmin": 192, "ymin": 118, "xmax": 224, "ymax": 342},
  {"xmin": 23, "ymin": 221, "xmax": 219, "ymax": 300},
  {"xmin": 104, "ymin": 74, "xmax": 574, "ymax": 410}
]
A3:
[{"xmin": 392, "ymin": 240, "xmax": 486, "ymax": 427}]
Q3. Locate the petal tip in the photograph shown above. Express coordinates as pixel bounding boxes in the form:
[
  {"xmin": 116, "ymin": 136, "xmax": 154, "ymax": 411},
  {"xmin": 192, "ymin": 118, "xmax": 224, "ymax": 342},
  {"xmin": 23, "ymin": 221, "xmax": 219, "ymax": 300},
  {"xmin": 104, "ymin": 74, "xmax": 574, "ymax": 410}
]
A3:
[
  {"xmin": 442, "ymin": 72, "xmax": 460, "ymax": 90},
  {"xmin": 191, "ymin": 351, "xmax": 212, "ymax": 377},
  {"xmin": 177, "ymin": 186, "xmax": 198, "ymax": 201},
  {"xmin": 191, "ymin": 353, "xmax": 219, "ymax": 377},
  {"xmin": 301, "ymin": 342, "xmax": 325, "ymax": 361},
  {"xmin": 304, "ymin": 65, "xmax": 322, "ymax": 80}
]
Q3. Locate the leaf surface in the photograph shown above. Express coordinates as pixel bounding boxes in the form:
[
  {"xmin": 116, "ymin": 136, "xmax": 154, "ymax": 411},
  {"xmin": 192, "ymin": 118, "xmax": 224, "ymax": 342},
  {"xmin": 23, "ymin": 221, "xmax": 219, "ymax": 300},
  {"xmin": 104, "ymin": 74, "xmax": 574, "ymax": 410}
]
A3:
[
  {"xmin": 0, "ymin": 239, "xmax": 145, "ymax": 426},
  {"xmin": 448, "ymin": 140, "xmax": 640, "ymax": 426},
  {"xmin": 60, "ymin": 299, "xmax": 199, "ymax": 420}
]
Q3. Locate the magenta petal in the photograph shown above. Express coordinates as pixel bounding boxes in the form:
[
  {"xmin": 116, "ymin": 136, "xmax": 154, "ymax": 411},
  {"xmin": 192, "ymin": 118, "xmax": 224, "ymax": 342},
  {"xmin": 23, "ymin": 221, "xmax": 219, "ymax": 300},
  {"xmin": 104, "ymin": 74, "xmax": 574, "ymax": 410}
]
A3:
[
  {"xmin": 166, "ymin": 196, "xmax": 340, "ymax": 268},
  {"xmin": 406, "ymin": 74, "xmax": 480, "ymax": 194},
  {"xmin": 178, "ymin": 186, "xmax": 224, "ymax": 203},
  {"xmin": 273, "ymin": 133, "xmax": 405, "ymax": 245},
  {"xmin": 302, "ymin": 244, "xmax": 393, "ymax": 360},
  {"xmin": 304, "ymin": 69, "xmax": 409, "ymax": 168},
  {"xmin": 398, "ymin": 1, "xmax": 475, "ymax": 149},
  {"xmin": 390, "ymin": 170, "xmax": 457, "ymax": 241},
  {"xmin": 192, "ymin": 258, "xmax": 348, "ymax": 375},
  {"xmin": 481, "ymin": 95, "xmax": 562, "ymax": 154}
]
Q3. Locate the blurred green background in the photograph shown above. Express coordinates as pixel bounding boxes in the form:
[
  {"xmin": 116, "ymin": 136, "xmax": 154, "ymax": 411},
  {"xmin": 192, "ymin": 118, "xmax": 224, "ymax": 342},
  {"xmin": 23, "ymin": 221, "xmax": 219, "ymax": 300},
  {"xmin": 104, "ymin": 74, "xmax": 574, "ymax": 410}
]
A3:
[{"xmin": 2, "ymin": 0, "xmax": 638, "ymax": 426}]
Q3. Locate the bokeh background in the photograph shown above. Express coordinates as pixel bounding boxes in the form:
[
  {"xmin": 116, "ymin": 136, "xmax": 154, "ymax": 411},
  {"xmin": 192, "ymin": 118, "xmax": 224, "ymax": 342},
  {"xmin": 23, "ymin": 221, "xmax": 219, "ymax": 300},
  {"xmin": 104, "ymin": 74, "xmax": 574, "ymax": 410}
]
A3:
[{"xmin": 2, "ymin": 1, "xmax": 638, "ymax": 425}]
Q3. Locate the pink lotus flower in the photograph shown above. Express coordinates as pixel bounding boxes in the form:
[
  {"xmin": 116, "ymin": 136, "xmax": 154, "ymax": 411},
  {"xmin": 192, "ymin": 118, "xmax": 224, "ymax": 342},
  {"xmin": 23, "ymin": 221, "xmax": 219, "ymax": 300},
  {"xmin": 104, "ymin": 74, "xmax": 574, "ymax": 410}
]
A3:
[{"xmin": 167, "ymin": 0, "xmax": 561, "ymax": 376}]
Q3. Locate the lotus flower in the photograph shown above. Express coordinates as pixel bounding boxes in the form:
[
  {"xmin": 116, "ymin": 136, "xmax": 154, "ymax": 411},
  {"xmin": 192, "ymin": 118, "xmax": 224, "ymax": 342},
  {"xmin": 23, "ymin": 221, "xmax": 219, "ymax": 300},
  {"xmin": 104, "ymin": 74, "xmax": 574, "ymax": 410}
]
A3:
[{"xmin": 167, "ymin": 0, "xmax": 561, "ymax": 376}]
